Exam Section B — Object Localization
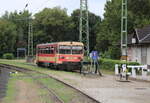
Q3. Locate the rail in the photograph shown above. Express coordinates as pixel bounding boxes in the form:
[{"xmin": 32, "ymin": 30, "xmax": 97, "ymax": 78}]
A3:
[{"xmin": 0, "ymin": 63, "xmax": 100, "ymax": 103}]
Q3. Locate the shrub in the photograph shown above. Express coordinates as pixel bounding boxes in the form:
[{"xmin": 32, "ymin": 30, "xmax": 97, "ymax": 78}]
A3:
[
  {"xmin": 3, "ymin": 53, "xmax": 14, "ymax": 60},
  {"xmin": 100, "ymin": 58, "xmax": 139, "ymax": 71}
]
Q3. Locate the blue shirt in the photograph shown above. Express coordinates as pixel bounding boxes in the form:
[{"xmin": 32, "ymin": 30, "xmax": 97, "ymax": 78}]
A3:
[{"xmin": 91, "ymin": 51, "xmax": 99, "ymax": 60}]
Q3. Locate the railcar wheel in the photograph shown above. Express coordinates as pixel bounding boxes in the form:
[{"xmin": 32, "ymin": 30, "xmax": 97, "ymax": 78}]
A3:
[{"xmin": 37, "ymin": 62, "xmax": 43, "ymax": 67}]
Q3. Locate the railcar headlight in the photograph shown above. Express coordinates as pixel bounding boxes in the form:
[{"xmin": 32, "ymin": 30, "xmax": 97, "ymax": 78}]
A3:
[
  {"xmin": 59, "ymin": 56, "xmax": 65, "ymax": 59},
  {"xmin": 78, "ymin": 57, "xmax": 81, "ymax": 60}
]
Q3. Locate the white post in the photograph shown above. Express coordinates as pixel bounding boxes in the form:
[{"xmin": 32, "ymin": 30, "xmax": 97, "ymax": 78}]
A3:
[
  {"xmin": 115, "ymin": 64, "xmax": 119, "ymax": 75},
  {"xmin": 132, "ymin": 67, "xmax": 136, "ymax": 78},
  {"xmin": 142, "ymin": 65, "xmax": 147, "ymax": 80}
]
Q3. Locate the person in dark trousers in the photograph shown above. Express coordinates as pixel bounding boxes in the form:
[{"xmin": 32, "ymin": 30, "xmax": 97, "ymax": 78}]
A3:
[{"xmin": 91, "ymin": 50, "xmax": 102, "ymax": 76}]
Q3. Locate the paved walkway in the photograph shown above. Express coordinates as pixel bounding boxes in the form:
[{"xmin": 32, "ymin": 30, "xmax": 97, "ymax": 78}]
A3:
[
  {"xmin": 132, "ymin": 75, "xmax": 150, "ymax": 81},
  {"xmin": 46, "ymin": 72, "xmax": 150, "ymax": 103}
]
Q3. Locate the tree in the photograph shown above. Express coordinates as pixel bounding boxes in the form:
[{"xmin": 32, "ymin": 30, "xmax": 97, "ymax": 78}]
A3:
[
  {"xmin": 33, "ymin": 7, "xmax": 70, "ymax": 45},
  {"xmin": 2, "ymin": 10, "xmax": 31, "ymax": 48},
  {"xmin": 96, "ymin": 0, "xmax": 150, "ymax": 59},
  {"xmin": 0, "ymin": 19, "xmax": 17, "ymax": 57},
  {"xmin": 71, "ymin": 9, "xmax": 101, "ymax": 51}
]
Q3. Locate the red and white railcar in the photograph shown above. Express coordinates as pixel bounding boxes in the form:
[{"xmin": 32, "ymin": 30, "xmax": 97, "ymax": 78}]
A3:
[{"xmin": 36, "ymin": 42, "xmax": 84, "ymax": 70}]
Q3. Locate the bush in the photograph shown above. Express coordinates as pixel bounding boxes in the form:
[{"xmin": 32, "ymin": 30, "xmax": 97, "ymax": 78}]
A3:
[
  {"xmin": 3, "ymin": 53, "xmax": 14, "ymax": 60},
  {"xmin": 100, "ymin": 58, "xmax": 139, "ymax": 71}
]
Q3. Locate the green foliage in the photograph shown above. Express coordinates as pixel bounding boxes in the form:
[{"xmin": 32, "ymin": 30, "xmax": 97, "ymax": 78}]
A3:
[
  {"xmin": 96, "ymin": 0, "xmax": 150, "ymax": 59},
  {"xmin": 1, "ymin": 1, "xmax": 150, "ymax": 60},
  {"xmin": 33, "ymin": 7, "xmax": 70, "ymax": 44},
  {"xmin": 83, "ymin": 56, "xmax": 139, "ymax": 71},
  {"xmin": 3, "ymin": 53, "xmax": 14, "ymax": 59},
  {"xmin": 0, "ymin": 10, "xmax": 31, "ymax": 57},
  {"xmin": 100, "ymin": 58, "xmax": 139, "ymax": 71},
  {"xmin": 0, "ymin": 19, "xmax": 17, "ymax": 57},
  {"xmin": 71, "ymin": 9, "xmax": 101, "ymax": 51}
]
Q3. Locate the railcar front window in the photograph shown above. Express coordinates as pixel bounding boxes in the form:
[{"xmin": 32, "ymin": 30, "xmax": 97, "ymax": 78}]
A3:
[
  {"xmin": 72, "ymin": 46, "xmax": 83, "ymax": 54},
  {"xmin": 59, "ymin": 45, "xmax": 71, "ymax": 54}
]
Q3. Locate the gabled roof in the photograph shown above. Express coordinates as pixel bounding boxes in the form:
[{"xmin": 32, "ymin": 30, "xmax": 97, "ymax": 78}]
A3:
[
  {"xmin": 136, "ymin": 25, "xmax": 150, "ymax": 44},
  {"xmin": 128, "ymin": 25, "xmax": 150, "ymax": 44}
]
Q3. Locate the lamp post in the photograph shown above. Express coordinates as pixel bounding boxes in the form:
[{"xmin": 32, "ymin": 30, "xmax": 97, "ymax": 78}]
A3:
[{"xmin": 24, "ymin": 3, "xmax": 34, "ymax": 63}]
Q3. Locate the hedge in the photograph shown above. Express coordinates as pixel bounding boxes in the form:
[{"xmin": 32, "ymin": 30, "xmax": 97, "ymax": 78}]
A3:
[
  {"xmin": 100, "ymin": 58, "xmax": 139, "ymax": 71},
  {"xmin": 83, "ymin": 57, "xmax": 139, "ymax": 71},
  {"xmin": 3, "ymin": 53, "xmax": 14, "ymax": 60}
]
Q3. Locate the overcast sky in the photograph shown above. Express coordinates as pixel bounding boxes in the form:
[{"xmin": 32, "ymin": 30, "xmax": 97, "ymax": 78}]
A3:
[{"xmin": 0, "ymin": 0, "xmax": 107, "ymax": 18}]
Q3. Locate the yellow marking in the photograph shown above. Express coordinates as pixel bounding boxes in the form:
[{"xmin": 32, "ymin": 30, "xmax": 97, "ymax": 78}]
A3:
[
  {"xmin": 37, "ymin": 42, "xmax": 84, "ymax": 47},
  {"xmin": 58, "ymin": 42, "xmax": 84, "ymax": 46},
  {"xmin": 38, "ymin": 56, "xmax": 55, "ymax": 62}
]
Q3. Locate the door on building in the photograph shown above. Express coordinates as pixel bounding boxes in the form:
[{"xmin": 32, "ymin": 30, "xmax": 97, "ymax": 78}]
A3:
[{"xmin": 141, "ymin": 47, "xmax": 147, "ymax": 64}]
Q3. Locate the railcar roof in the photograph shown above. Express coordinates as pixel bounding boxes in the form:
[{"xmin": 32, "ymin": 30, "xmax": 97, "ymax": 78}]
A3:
[{"xmin": 37, "ymin": 41, "xmax": 84, "ymax": 47}]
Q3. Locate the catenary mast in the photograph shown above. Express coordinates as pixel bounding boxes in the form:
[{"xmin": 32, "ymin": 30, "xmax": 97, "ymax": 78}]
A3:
[
  {"xmin": 80, "ymin": 0, "xmax": 89, "ymax": 56},
  {"xmin": 28, "ymin": 19, "xmax": 33, "ymax": 57},
  {"xmin": 121, "ymin": 0, "xmax": 128, "ymax": 60}
]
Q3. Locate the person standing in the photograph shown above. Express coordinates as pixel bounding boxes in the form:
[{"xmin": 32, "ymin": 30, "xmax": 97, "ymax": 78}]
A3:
[{"xmin": 91, "ymin": 50, "xmax": 99, "ymax": 73}]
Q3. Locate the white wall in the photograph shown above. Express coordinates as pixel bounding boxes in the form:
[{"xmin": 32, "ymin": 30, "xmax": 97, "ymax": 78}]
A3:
[
  {"xmin": 147, "ymin": 46, "xmax": 150, "ymax": 65},
  {"xmin": 127, "ymin": 46, "xmax": 141, "ymax": 63},
  {"xmin": 128, "ymin": 45, "xmax": 150, "ymax": 65}
]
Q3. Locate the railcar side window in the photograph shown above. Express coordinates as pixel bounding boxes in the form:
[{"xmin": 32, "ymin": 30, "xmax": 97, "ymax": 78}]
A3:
[
  {"xmin": 49, "ymin": 47, "xmax": 54, "ymax": 54},
  {"xmin": 37, "ymin": 48, "xmax": 39, "ymax": 54},
  {"xmin": 45, "ymin": 48, "xmax": 49, "ymax": 54}
]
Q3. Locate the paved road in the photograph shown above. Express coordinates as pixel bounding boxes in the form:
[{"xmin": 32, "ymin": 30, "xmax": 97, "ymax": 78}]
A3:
[{"xmin": 47, "ymin": 72, "xmax": 150, "ymax": 103}]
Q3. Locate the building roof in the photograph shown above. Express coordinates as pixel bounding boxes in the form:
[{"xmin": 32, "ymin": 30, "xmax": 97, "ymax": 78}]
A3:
[{"xmin": 128, "ymin": 25, "xmax": 150, "ymax": 44}]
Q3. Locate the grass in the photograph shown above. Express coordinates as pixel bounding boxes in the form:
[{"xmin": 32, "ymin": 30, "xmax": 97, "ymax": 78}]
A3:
[
  {"xmin": 2, "ymin": 77, "xmax": 17, "ymax": 103},
  {"xmin": 0, "ymin": 59, "xmax": 115, "ymax": 102},
  {"xmin": 101, "ymin": 69, "xmax": 114, "ymax": 75},
  {"xmin": 2, "ymin": 72, "xmax": 54, "ymax": 103},
  {"xmin": 0, "ymin": 59, "xmax": 114, "ymax": 75},
  {"xmin": 0, "ymin": 59, "xmax": 80, "ymax": 103},
  {"xmin": 38, "ymin": 77, "xmax": 77, "ymax": 103},
  {"xmin": 2, "ymin": 73, "xmax": 28, "ymax": 103},
  {"xmin": 0, "ymin": 59, "xmax": 78, "ymax": 76}
]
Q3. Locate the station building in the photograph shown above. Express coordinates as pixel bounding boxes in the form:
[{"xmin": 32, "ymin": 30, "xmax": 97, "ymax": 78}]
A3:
[{"xmin": 127, "ymin": 25, "xmax": 150, "ymax": 67}]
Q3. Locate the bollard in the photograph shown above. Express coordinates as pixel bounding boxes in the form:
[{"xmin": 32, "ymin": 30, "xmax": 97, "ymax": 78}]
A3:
[
  {"xmin": 132, "ymin": 67, "xmax": 136, "ymax": 78},
  {"xmin": 142, "ymin": 66, "xmax": 148, "ymax": 80},
  {"xmin": 115, "ymin": 64, "xmax": 119, "ymax": 75}
]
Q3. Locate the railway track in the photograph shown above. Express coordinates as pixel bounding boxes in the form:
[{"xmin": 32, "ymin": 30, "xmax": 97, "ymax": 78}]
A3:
[
  {"xmin": 0, "ymin": 63, "xmax": 100, "ymax": 103},
  {"xmin": 0, "ymin": 64, "xmax": 64, "ymax": 103}
]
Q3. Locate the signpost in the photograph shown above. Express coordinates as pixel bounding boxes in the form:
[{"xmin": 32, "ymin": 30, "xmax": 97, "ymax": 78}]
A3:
[{"xmin": 17, "ymin": 48, "xmax": 26, "ymax": 59}]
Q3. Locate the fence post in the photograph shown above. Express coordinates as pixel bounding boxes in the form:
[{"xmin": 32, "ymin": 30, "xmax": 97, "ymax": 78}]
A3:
[
  {"xmin": 115, "ymin": 64, "xmax": 119, "ymax": 75},
  {"xmin": 142, "ymin": 65, "xmax": 147, "ymax": 79},
  {"xmin": 131, "ymin": 67, "xmax": 136, "ymax": 78}
]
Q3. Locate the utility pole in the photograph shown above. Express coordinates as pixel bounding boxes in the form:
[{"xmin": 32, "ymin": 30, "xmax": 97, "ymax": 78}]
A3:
[
  {"xmin": 80, "ymin": 0, "xmax": 89, "ymax": 56},
  {"xmin": 121, "ymin": 0, "xmax": 128, "ymax": 60}
]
